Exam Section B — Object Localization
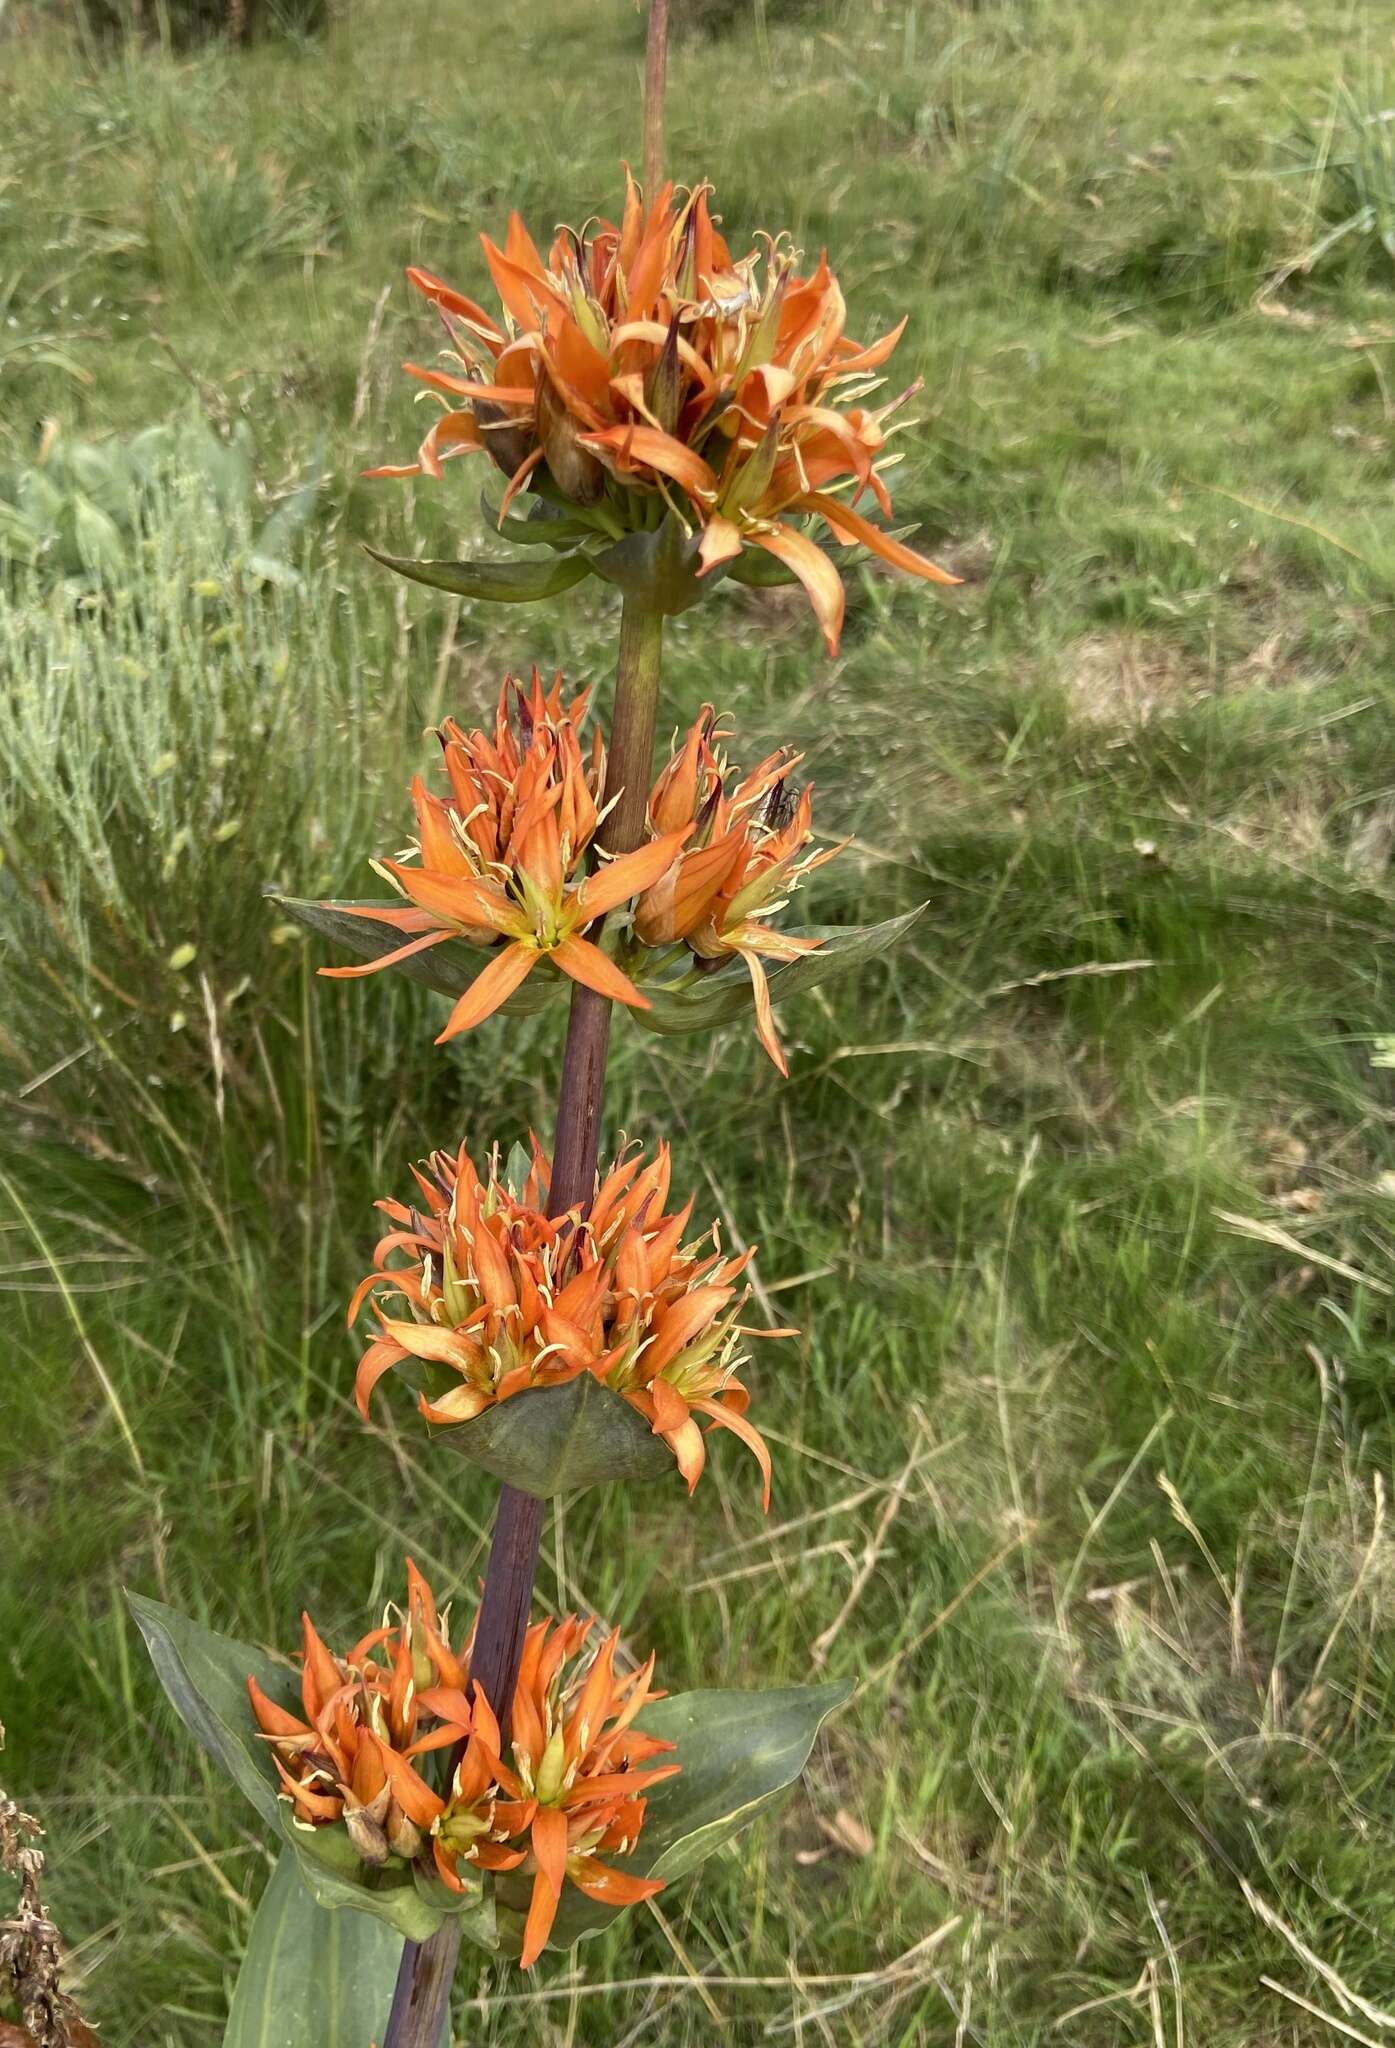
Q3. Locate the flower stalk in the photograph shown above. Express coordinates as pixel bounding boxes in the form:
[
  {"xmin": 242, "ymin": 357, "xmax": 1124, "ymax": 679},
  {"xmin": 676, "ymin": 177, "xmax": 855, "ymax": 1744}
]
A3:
[
  {"xmin": 380, "ymin": 597, "xmax": 665, "ymax": 2045},
  {"xmin": 643, "ymin": 0, "xmax": 670, "ymax": 201}
]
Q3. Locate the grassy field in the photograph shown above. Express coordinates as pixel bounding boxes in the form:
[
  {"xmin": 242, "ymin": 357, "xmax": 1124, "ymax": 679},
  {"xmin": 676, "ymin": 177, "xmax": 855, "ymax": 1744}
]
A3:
[{"xmin": 5, "ymin": 0, "xmax": 1395, "ymax": 2039}]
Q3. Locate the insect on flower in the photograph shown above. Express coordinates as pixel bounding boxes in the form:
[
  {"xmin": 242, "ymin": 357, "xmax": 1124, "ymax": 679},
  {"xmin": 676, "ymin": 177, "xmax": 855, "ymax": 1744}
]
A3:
[
  {"xmin": 638, "ymin": 705, "xmax": 847, "ymax": 1074},
  {"xmin": 367, "ymin": 174, "xmax": 959, "ymax": 652},
  {"xmin": 350, "ymin": 1139, "xmax": 791, "ymax": 1505},
  {"xmin": 319, "ymin": 668, "xmax": 690, "ymax": 1038},
  {"xmin": 248, "ymin": 1568, "xmax": 679, "ymax": 1970}
]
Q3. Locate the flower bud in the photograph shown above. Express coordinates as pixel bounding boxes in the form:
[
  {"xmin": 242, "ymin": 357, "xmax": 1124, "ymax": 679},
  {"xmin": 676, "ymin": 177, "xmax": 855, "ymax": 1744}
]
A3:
[
  {"xmin": 343, "ymin": 1802, "xmax": 390, "ymax": 1866},
  {"xmin": 473, "ymin": 400, "xmax": 535, "ymax": 481},
  {"xmin": 535, "ymin": 1724, "xmax": 568, "ymax": 1806}
]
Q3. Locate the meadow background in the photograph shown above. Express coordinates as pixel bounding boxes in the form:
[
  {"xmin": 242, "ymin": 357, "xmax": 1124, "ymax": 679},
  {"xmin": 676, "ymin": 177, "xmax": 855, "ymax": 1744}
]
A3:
[{"xmin": 5, "ymin": 0, "xmax": 1395, "ymax": 2040}]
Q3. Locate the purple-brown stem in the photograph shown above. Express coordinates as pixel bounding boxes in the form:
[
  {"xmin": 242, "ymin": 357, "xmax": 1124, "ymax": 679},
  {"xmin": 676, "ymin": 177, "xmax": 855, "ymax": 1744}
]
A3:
[{"xmin": 380, "ymin": 598, "xmax": 665, "ymax": 2044}]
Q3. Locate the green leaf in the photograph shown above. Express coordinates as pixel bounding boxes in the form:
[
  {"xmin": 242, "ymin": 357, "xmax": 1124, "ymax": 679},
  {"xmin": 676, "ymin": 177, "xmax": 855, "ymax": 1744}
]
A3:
[
  {"xmin": 223, "ymin": 1848, "xmax": 401, "ymax": 2048},
  {"xmin": 433, "ymin": 1373, "xmax": 674, "ymax": 1498},
  {"xmin": 587, "ymin": 512, "xmax": 727, "ymax": 616},
  {"xmin": 479, "ymin": 489, "xmax": 602, "ymax": 551},
  {"xmin": 266, "ymin": 895, "xmax": 564, "ymax": 1018},
  {"xmin": 496, "ymin": 1681, "xmax": 853, "ymax": 1956},
  {"xmin": 634, "ymin": 905, "xmax": 929, "ymax": 1036},
  {"xmin": 127, "ymin": 1591, "xmax": 297, "ymax": 1832},
  {"xmin": 363, "ymin": 543, "xmax": 592, "ymax": 604}
]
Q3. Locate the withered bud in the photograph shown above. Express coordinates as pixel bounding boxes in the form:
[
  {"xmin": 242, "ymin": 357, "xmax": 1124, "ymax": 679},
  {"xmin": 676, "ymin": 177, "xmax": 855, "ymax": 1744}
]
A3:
[
  {"xmin": 386, "ymin": 1805, "xmax": 424, "ymax": 1860},
  {"xmin": 538, "ymin": 378, "xmax": 605, "ymax": 506},
  {"xmin": 473, "ymin": 400, "xmax": 536, "ymax": 482},
  {"xmin": 645, "ymin": 318, "xmax": 684, "ymax": 434},
  {"xmin": 343, "ymin": 1804, "xmax": 390, "ymax": 1866}
]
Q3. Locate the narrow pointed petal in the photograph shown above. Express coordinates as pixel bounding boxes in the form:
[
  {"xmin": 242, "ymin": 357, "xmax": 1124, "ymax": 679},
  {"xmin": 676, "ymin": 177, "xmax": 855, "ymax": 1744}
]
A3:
[
  {"xmin": 318, "ymin": 927, "xmax": 451, "ymax": 979},
  {"xmin": 741, "ymin": 946, "xmax": 788, "ymax": 1076},
  {"xmin": 579, "ymin": 423, "xmax": 718, "ymax": 500},
  {"xmin": 520, "ymin": 1862, "xmax": 563, "ymax": 1968},
  {"xmin": 550, "ymin": 935, "xmax": 651, "ymax": 1010},
  {"xmin": 354, "ymin": 1336, "xmax": 407, "ymax": 1418},
  {"xmin": 794, "ymin": 491, "xmax": 961, "ymax": 586},
  {"xmin": 698, "ymin": 514, "xmax": 743, "ymax": 575},
  {"xmin": 436, "ymin": 944, "xmax": 539, "ymax": 1040},
  {"xmin": 750, "ymin": 525, "xmax": 845, "ymax": 657},
  {"xmin": 576, "ymin": 827, "xmax": 691, "ymax": 921},
  {"xmin": 366, "ymin": 1733, "xmax": 446, "ymax": 1827},
  {"xmin": 567, "ymin": 1855, "xmax": 667, "ymax": 1907},
  {"xmin": 693, "ymin": 1396, "xmax": 773, "ymax": 1511}
]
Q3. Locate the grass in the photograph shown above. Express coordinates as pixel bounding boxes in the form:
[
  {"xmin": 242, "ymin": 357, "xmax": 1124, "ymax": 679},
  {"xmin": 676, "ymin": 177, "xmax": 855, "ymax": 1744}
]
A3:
[{"xmin": 4, "ymin": 0, "xmax": 1395, "ymax": 2040}]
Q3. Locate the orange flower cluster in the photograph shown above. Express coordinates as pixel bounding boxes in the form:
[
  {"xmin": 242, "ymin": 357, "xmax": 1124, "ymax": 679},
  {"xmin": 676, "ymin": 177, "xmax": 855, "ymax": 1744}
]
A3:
[
  {"xmin": 413, "ymin": 1613, "xmax": 677, "ymax": 1967},
  {"xmin": 323, "ymin": 670, "xmax": 687, "ymax": 1038},
  {"xmin": 368, "ymin": 174, "xmax": 957, "ymax": 652},
  {"xmin": 638, "ymin": 707, "xmax": 843, "ymax": 1074},
  {"xmin": 322, "ymin": 673, "xmax": 842, "ymax": 1072},
  {"xmin": 351, "ymin": 1140, "xmax": 786, "ymax": 1505},
  {"xmin": 248, "ymin": 1566, "xmax": 678, "ymax": 1969},
  {"xmin": 247, "ymin": 1559, "xmax": 471, "ymax": 1866}
]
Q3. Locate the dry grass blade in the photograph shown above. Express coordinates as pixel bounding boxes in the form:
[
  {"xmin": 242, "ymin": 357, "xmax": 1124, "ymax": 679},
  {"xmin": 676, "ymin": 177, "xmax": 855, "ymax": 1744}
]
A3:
[{"xmin": 1214, "ymin": 1210, "xmax": 1391, "ymax": 1295}]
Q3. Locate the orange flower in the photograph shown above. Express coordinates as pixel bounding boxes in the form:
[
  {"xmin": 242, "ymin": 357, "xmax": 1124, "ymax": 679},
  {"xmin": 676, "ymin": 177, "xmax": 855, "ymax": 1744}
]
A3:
[
  {"xmin": 247, "ymin": 1560, "xmax": 471, "ymax": 1864},
  {"xmin": 350, "ymin": 1139, "xmax": 790, "ymax": 1505},
  {"xmin": 636, "ymin": 707, "xmax": 845, "ymax": 1074},
  {"xmin": 430, "ymin": 1616, "xmax": 678, "ymax": 1968},
  {"xmin": 368, "ymin": 174, "xmax": 958, "ymax": 652},
  {"xmin": 250, "ymin": 1571, "xmax": 679, "ymax": 1970},
  {"xmin": 319, "ymin": 668, "xmax": 689, "ymax": 1038}
]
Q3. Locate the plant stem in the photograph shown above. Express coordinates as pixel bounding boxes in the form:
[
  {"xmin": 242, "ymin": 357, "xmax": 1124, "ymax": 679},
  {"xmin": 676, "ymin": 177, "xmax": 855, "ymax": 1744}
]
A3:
[
  {"xmin": 643, "ymin": 0, "xmax": 670, "ymax": 196},
  {"xmin": 379, "ymin": 599, "xmax": 665, "ymax": 2046}
]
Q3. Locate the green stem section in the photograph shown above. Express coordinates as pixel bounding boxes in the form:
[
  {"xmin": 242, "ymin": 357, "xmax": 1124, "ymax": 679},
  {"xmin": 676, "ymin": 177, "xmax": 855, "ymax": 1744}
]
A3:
[
  {"xmin": 643, "ymin": 0, "xmax": 671, "ymax": 197},
  {"xmin": 379, "ymin": 600, "xmax": 664, "ymax": 2046}
]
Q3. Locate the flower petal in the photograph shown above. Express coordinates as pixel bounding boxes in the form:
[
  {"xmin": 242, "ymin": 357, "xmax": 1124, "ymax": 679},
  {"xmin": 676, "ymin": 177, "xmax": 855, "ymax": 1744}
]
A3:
[
  {"xmin": 576, "ymin": 827, "xmax": 691, "ymax": 921},
  {"xmin": 693, "ymin": 1396, "xmax": 773, "ymax": 1512},
  {"xmin": 550, "ymin": 935, "xmax": 651, "ymax": 1010},
  {"xmin": 436, "ymin": 945, "xmax": 540, "ymax": 1041},
  {"xmin": 750, "ymin": 524, "xmax": 845, "ymax": 657},
  {"xmin": 793, "ymin": 491, "xmax": 961, "ymax": 587},
  {"xmin": 318, "ymin": 927, "xmax": 452, "ymax": 980}
]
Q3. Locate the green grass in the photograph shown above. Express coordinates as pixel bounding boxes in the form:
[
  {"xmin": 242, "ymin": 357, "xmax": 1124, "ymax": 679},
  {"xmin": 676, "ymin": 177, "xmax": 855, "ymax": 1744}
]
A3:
[{"xmin": 5, "ymin": 0, "xmax": 1395, "ymax": 2040}]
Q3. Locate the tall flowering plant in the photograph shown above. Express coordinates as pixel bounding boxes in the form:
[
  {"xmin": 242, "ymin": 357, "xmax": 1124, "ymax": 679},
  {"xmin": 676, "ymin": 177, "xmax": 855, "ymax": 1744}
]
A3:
[{"xmin": 130, "ymin": 8, "xmax": 950, "ymax": 2039}]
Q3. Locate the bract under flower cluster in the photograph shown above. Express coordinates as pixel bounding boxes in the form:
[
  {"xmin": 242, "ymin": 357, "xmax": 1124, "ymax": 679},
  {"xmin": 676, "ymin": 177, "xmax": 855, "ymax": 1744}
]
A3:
[
  {"xmin": 367, "ymin": 174, "xmax": 957, "ymax": 651},
  {"xmin": 351, "ymin": 1139, "xmax": 785, "ymax": 1505},
  {"xmin": 248, "ymin": 1566, "xmax": 677, "ymax": 1969}
]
